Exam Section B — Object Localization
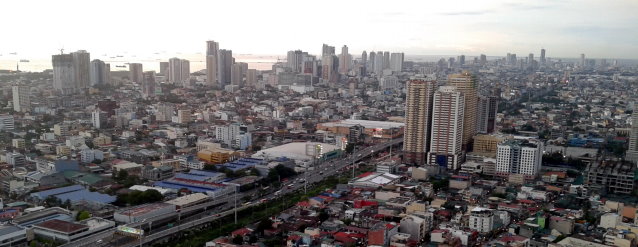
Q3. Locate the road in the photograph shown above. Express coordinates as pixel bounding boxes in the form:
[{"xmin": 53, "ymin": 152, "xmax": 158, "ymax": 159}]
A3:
[{"xmin": 65, "ymin": 138, "xmax": 403, "ymax": 247}]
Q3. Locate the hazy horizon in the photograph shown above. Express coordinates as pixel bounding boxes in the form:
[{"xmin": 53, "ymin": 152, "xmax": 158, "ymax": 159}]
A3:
[{"xmin": 1, "ymin": 0, "xmax": 637, "ymax": 59}]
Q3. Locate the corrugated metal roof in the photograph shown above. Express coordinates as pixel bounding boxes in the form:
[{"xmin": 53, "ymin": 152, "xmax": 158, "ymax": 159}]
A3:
[
  {"xmin": 30, "ymin": 185, "xmax": 84, "ymax": 200},
  {"xmin": 54, "ymin": 190, "xmax": 116, "ymax": 204}
]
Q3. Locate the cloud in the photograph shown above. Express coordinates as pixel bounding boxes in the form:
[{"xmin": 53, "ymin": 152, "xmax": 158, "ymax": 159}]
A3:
[{"xmin": 440, "ymin": 10, "xmax": 493, "ymax": 16}]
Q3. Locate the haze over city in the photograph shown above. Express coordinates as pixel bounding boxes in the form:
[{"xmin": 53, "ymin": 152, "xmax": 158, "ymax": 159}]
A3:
[{"xmin": 2, "ymin": 0, "xmax": 638, "ymax": 59}]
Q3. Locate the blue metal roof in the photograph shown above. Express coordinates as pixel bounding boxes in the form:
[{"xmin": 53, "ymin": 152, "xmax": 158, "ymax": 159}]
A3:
[
  {"xmin": 30, "ymin": 185, "xmax": 84, "ymax": 200},
  {"xmin": 174, "ymin": 173, "xmax": 210, "ymax": 181},
  {"xmin": 187, "ymin": 170, "xmax": 221, "ymax": 177},
  {"xmin": 54, "ymin": 190, "xmax": 116, "ymax": 204}
]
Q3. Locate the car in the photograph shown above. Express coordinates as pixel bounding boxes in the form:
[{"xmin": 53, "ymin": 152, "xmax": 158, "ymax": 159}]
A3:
[{"xmin": 214, "ymin": 214, "xmax": 221, "ymax": 217}]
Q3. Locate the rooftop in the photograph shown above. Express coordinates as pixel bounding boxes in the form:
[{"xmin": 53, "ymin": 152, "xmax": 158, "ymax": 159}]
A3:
[
  {"xmin": 118, "ymin": 203, "xmax": 174, "ymax": 217},
  {"xmin": 35, "ymin": 219, "xmax": 88, "ymax": 233}
]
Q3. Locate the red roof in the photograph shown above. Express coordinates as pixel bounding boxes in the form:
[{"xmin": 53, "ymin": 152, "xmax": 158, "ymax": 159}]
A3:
[
  {"xmin": 35, "ymin": 219, "xmax": 87, "ymax": 233},
  {"xmin": 296, "ymin": 201, "xmax": 311, "ymax": 207},
  {"xmin": 232, "ymin": 228, "xmax": 253, "ymax": 236},
  {"xmin": 357, "ymin": 172, "xmax": 375, "ymax": 178}
]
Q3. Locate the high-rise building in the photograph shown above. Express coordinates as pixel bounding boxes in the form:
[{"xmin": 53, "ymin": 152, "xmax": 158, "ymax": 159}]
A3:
[
  {"xmin": 339, "ymin": 45, "xmax": 350, "ymax": 74},
  {"xmin": 448, "ymin": 72, "xmax": 478, "ymax": 150},
  {"xmin": 480, "ymin": 54, "xmax": 487, "ymax": 66},
  {"xmin": 390, "ymin": 53, "xmax": 404, "ymax": 72},
  {"xmin": 142, "ymin": 71, "xmax": 156, "ymax": 99},
  {"xmin": 155, "ymin": 103, "xmax": 174, "ymax": 122},
  {"xmin": 383, "ymin": 51, "xmax": 390, "ymax": 69},
  {"xmin": 368, "ymin": 51, "xmax": 376, "ymax": 73},
  {"xmin": 72, "ymin": 50, "xmax": 90, "ymax": 89},
  {"xmin": 540, "ymin": 49, "xmax": 546, "ymax": 65},
  {"xmin": 168, "ymin": 58, "xmax": 190, "ymax": 86},
  {"xmin": 129, "ymin": 63, "xmax": 144, "ymax": 83},
  {"xmin": 496, "ymin": 139, "xmax": 543, "ymax": 178},
  {"xmin": 428, "ymin": 86, "xmax": 464, "ymax": 170},
  {"xmin": 580, "ymin": 54, "xmax": 586, "ymax": 67},
  {"xmin": 52, "ymin": 54, "xmax": 76, "ymax": 94},
  {"xmin": 89, "ymin": 59, "xmax": 110, "ymax": 86},
  {"xmin": 159, "ymin": 62, "xmax": 169, "ymax": 75},
  {"xmin": 218, "ymin": 49, "xmax": 233, "ymax": 85},
  {"xmin": 477, "ymin": 96, "xmax": 499, "ymax": 134},
  {"xmin": 373, "ymin": 53, "xmax": 384, "ymax": 76},
  {"xmin": 321, "ymin": 44, "xmax": 335, "ymax": 57},
  {"xmin": 231, "ymin": 63, "xmax": 244, "ymax": 86},
  {"xmin": 301, "ymin": 54, "xmax": 317, "ymax": 76},
  {"xmin": 361, "ymin": 51, "xmax": 367, "ymax": 75},
  {"xmin": 286, "ymin": 50, "xmax": 304, "ymax": 73},
  {"xmin": 626, "ymin": 109, "xmax": 638, "ymax": 163},
  {"xmin": 458, "ymin": 55, "xmax": 466, "ymax": 65},
  {"xmin": 206, "ymin": 40, "xmax": 219, "ymax": 86},
  {"xmin": 403, "ymin": 79, "xmax": 436, "ymax": 165},
  {"xmin": 246, "ymin": 69, "xmax": 258, "ymax": 86},
  {"xmin": 12, "ymin": 85, "xmax": 30, "ymax": 113}
]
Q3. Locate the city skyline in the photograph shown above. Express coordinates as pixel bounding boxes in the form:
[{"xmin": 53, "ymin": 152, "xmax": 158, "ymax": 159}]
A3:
[{"xmin": 1, "ymin": 0, "xmax": 637, "ymax": 59}]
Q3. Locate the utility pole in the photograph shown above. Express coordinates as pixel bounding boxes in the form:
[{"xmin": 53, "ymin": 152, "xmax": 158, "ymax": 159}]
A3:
[
  {"xmin": 234, "ymin": 188, "xmax": 237, "ymax": 224},
  {"xmin": 352, "ymin": 145, "xmax": 356, "ymax": 178}
]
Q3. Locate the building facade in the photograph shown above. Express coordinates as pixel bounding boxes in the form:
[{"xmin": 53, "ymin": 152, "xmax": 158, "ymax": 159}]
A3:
[
  {"xmin": 428, "ymin": 86, "xmax": 464, "ymax": 170},
  {"xmin": 403, "ymin": 80, "xmax": 436, "ymax": 165}
]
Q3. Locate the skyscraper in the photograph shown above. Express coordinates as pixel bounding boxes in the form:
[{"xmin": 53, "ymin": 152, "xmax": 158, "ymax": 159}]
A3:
[
  {"xmin": 72, "ymin": 50, "xmax": 90, "ymax": 89},
  {"xmin": 246, "ymin": 69, "xmax": 258, "ymax": 86},
  {"xmin": 496, "ymin": 139, "xmax": 543, "ymax": 178},
  {"xmin": 217, "ymin": 49, "xmax": 233, "ymax": 85},
  {"xmin": 168, "ymin": 58, "xmax": 190, "ymax": 86},
  {"xmin": 286, "ymin": 50, "xmax": 304, "ymax": 73},
  {"xmin": 428, "ymin": 86, "xmax": 464, "ymax": 170},
  {"xmin": 231, "ymin": 63, "xmax": 243, "ymax": 86},
  {"xmin": 540, "ymin": 48, "xmax": 546, "ymax": 65},
  {"xmin": 477, "ymin": 96, "xmax": 499, "ymax": 134},
  {"xmin": 390, "ymin": 53, "xmax": 404, "ymax": 72},
  {"xmin": 321, "ymin": 44, "xmax": 335, "ymax": 58},
  {"xmin": 480, "ymin": 54, "xmax": 487, "ymax": 66},
  {"xmin": 206, "ymin": 40, "xmax": 219, "ymax": 86},
  {"xmin": 142, "ymin": 71, "xmax": 156, "ymax": 99},
  {"xmin": 458, "ymin": 55, "xmax": 466, "ymax": 65},
  {"xmin": 181, "ymin": 60, "xmax": 190, "ymax": 87},
  {"xmin": 129, "ymin": 63, "xmax": 144, "ymax": 83},
  {"xmin": 368, "ymin": 51, "xmax": 376, "ymax": 73},
  {"xmin": 373, "ymin": 53, "xmax": 384, "ymax": 76},
  {"xmin": 448, "ymin": 72, "xmax": 478, "ymax": 150},
  {"xmin": 52, "ymin": 54, "xmax": 75, "ymax": 94},
  {"xmin": 403, "ymin": 79, "xmax": 436, "ymax": 165},
  {"xmin": 580, "ymin": 54, "xmax": 586, "ymax": 67},
  {"xmin": 89, "ymin": 59, "xmax": 110, "ymax": 86},
  {"xmin": 159, "ymin": 62, "xmax": 169, "ymax": 76},
  {"xmin": 383, "ymin": 51, "xmax": 390, "ymax": 69},
  {"xmin": 12, "ymin": 85, "xmax": 30, "ymax": 113},
  {"xmin": 627, "ymin": 109, "xmax": 638, "ymax": 163},
  {"xmin": 339, "ymin": 45, "xmax": 350, "ymax": 74}
]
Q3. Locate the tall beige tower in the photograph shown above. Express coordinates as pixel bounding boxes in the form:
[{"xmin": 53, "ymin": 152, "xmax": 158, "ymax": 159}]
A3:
[
  {"xmin": 448, "ymin": 71, "xmax": 478, "ymax": 150},
  {"xmin": 627, "ymin": 109, "xmax": 638, "ymax": 163},
  {"xmin": 403, "ymin": 79, "xmax": 436, "ymax": 165}
]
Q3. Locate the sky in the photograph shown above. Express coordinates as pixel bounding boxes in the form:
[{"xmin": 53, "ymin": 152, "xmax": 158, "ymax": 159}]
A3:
[{"xmin": 1, "ymin": 0, "xmax": 637, "ymax": 59}]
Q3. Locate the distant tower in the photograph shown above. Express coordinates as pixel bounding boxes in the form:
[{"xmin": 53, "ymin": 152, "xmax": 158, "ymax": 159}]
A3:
[
  {"xmin": 540, "ymin": 48, "xmax": 546, "ymax": 65},
  {"xmin": 142, "ymin": 71, "xmax": 156, "ymax": 99},
  {"xmin": 390, "ymin": 53, "xmax": 404, "ymax": 72},
  {"xmin": 339, "ymin": 45, "xmax": 350, "ymax": 74},
  {"xmin": 129, "ymin": 63, "xmax": 143, "ymax": 83},
  {"xmin": 217, "ymin": 49, "xmax": 233, "ymax": 86},
  {"xmin": 361, "ymin": 51, "xmax": 367, "ymax": 75},
  {"xmin": 580, "ymin": 54, "xmax": 586, "ymax": 67},
  {"xmin": 90, "ymin": 59, "xmax": 110, "ymax": 86},
  {"xmin": 206, "ymin": 40, "xmax": 219, "ymax": 87}
]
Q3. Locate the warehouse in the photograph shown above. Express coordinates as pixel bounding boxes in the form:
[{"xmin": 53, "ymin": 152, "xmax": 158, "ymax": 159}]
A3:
[
  {"xmin": 252, "ymin": 142, "xmax": 341, "ymax": 164},
  {"xmin": 114, "ymin": 203, "xmax": 176, "ymax": 223},
  {"xmin": 166, "ymin": 193, "xmax": 210, "ymax": 209}
]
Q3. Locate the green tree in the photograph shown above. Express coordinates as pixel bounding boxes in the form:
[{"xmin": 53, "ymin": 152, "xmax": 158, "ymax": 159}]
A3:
[
  {"xmin": 257, "ymin": 218, "xmax": 273, "ymax": 234},
  {"xmin": 76, "ymin": 210, "xmax": 91, "ymax": 221}
]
